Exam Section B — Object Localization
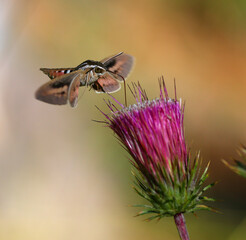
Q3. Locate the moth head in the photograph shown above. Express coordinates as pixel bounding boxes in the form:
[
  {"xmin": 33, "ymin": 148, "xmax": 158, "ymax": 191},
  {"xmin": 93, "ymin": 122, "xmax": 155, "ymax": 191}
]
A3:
[{"xmin": 94, "ymin": 66, "xmax": 106, "ymax": 75}]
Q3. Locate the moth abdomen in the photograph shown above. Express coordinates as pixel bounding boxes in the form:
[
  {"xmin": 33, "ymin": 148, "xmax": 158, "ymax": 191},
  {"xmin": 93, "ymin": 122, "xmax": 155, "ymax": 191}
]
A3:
[{"xmin": 40, "ymin": 68, "xmax": 75, "ymax": 79}]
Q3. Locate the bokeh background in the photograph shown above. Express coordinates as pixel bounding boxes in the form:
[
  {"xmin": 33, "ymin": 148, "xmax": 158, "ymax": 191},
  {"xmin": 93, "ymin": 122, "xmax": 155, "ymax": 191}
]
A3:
[{"xmin": 0, "ymin": 0, "xmax": 246, "ymax": 239}]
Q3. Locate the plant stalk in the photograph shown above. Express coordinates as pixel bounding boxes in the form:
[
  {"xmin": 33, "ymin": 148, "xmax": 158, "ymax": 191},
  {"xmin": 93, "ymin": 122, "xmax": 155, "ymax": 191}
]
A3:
[{"xmin": 174, "ymin": 213, "xmax": 190, "ymax": 240}]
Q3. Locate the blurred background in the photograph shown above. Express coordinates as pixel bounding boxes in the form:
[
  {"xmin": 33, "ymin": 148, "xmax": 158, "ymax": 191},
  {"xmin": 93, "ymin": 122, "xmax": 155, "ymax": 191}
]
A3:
[{"xmin": 0, "ymin": 0, "xmax": 246, "ymax": 239}]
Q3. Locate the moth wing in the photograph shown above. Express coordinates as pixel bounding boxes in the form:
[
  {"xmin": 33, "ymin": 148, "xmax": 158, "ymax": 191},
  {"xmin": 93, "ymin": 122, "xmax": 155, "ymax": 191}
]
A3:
[
  {"xmin": 68, "ymin": 75, "xmax": 81, "ymax": 108},
  {"xmin": 101, "ymin": 52, "xmax": 134, "ymax": 79},
  {"xmin": 40, "ymin": 67, "xmax": 75, "ymax": 79},
  {"xmin": 94, "ymin": 72, "xmax": 121, "ymax": 93},
  {"xmin": 35, "ymin": 70, "xmax": 83, "ymax": 106},
  {"xmin": 100, "ymin": 52, "xmax": 123, "ymax": 64}
]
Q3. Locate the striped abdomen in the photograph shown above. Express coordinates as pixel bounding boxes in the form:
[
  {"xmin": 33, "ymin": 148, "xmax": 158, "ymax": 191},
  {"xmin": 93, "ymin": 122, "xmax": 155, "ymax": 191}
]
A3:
[{"xmin": 40, "ymin": 68, "xmax": 75, "ymax": 79}]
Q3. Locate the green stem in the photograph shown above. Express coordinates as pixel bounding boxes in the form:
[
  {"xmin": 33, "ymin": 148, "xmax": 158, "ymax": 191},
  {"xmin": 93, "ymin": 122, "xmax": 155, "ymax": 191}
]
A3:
[{"xmin": 174, "ymin": 213, "xmax": 190, "ymax": 240}]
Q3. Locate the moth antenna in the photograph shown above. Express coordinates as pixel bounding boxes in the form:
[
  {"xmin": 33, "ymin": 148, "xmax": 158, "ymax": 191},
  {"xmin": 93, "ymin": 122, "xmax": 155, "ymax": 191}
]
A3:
[{"xmin": 86, "ymin": 73, "xmax": 89, "ymax": 87}]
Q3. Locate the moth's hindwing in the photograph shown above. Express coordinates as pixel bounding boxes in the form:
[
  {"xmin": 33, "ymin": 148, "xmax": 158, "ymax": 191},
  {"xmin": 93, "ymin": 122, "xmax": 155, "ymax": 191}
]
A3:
[
  {"xmin": 101, "ymin": 52, "xmax": 134, "ymax": 80},
  {"xmin": 93, "ymin": 72, "xmax": 121, "ymax": 93},
  {"xmin": 35, "ymin": 70, "xmax": 82, "ymax": 105}
]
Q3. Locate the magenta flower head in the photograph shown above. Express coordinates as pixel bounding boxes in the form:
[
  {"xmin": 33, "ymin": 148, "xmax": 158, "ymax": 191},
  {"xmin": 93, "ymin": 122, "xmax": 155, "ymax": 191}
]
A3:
[{"xmin": 100, "ymin": 78, "xmax": 214, "ymax": 232}]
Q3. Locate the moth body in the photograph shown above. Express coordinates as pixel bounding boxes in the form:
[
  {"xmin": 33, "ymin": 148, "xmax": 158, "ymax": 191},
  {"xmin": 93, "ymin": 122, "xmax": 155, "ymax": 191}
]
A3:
[{"xmin": 35, "ymin": 52, "xmax": 134, "ymax": 107}]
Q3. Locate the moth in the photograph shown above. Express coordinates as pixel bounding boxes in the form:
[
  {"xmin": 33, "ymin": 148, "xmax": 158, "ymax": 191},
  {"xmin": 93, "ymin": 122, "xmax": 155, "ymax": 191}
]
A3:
[{"xmin": 35, "ymin": 52, "xmax": 134, "ymax": 107}]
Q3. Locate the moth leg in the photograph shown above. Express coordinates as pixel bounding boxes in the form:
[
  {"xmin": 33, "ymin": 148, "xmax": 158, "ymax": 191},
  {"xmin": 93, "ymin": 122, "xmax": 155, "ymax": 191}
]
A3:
[
  {"xmin": 86, "ymin": 73, "xmax": 90, "ymax": 88},
  {"xmin": 88, "ymin": 85, "xmax": 94, "ymax": 91},
  {"xmin": 91, "ymin": 81, "xmax": 105, "ymax": 93}
]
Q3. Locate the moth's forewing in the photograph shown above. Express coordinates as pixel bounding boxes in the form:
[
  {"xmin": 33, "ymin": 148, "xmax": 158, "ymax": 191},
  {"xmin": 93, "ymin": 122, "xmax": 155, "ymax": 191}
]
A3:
[
  {"xmin": 35, "ymin": 70, "xmax": 82, "ymax": 105},
  {"xmin": 106, "ymin": 71, "xmax": 124, "ymax": 82},
  {"xmin": 94, "ymin": 72, "xmax": 121, "ymax": 93},
  {"xmin": 68, "ymin": 76, "xmax": 81, "ymax": 108},
  {"xmin": 40, "ymin": 68, "xmax": 75, "ymax": 79},
  {"xmin": 101, "ymin": 53, "xmax": 134, "ymax": 79},
  {"xmin": 35, "ymin": 81, "xmax": 68, "ymax": 105}
]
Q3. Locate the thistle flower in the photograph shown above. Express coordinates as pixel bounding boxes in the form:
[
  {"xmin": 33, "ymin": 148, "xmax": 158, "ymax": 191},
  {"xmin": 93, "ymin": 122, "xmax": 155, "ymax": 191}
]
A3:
[
  {"xmin": 100, "ymin": 78, "xmax": 215, "ymax": 240},
  {"xmin": 222, "ymin": 145, "xmax": 246, "ymax": 178}
]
